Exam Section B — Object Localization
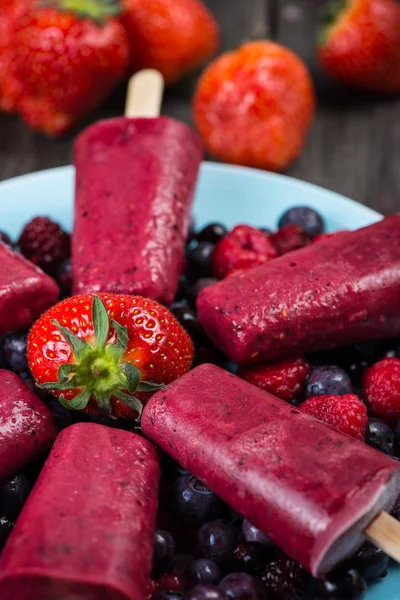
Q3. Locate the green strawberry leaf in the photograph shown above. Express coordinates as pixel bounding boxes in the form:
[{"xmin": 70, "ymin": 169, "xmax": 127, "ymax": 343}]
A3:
[
  {"xmin": 51, "ymin": 319, "xmax": 91, "ymax": 361},
  {"xmin": 113, "ymin": 390, "xmax": 143, "ymax": 419},
  {"xmin": 124, "ymin": 363, "xmax": 140, "ymax": 393},
  {"xmin": 92, "ymin": 295, "xmax": 110, "ymax": 351},
  {"xmin": 59, "ymin": 394, "xmax": 75, "ymax": 410},
  {"xmin": 68, "ymin": 389, "xmax": 91, "ymax": 410},
  {"xmin": 137, "ymin": 381, "xmax": 168, "ymax": 393},
  {"xmin": 58, "ymin": 363, "xmax": 76, "ymax": 383},
  {"xmin": 108, "ymin": 319, "xmax": 129, "ymax": 360}
]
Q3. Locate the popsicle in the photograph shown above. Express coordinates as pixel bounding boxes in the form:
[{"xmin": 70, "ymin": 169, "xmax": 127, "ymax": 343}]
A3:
[
  {"xmin": 0, "ymin": 370, "xmax": 56, "ymax": 482},
  {"xmin": 0, "ymin": 241, "xmax": 59, "ymax": 335},
  {"xmin": 72, "ymin": 70, "xmax": 203, "ymax": 304},
  {"xmin": 0, "ymin": 422, "xmax": 160, "ymax": 600},
  {"xmin": 197, "ymin": 215, "xmax": 400, "ymax": 364},
  {"xmin": 142, "ymin": 363, "xmax": 400, "ymax": 577}
]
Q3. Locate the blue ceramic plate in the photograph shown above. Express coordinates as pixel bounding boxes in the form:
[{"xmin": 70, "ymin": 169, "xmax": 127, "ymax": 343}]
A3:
[{"xmin": 0, "ymin": 163, "xmax": 398, "ymax": 598}]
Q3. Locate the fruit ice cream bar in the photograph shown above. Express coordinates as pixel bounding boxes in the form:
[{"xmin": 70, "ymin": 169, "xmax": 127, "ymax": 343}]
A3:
[
  {"xmin": 0, "ymin": 242, "xmax": 59, "ymax": 335},
  {"xmin": 0, "ymin": 423, "xmax": 160, "ymax": 600},
  {"xmin": 142, "ymin": 363, "xmax": 400, "ymax": 577},
  {"xmin": 73, "ymin": 116, "xmax": 203, "ymax": 304},
  {"xmin": 0, "ymin": 370, "xmax": 56, "ymax": 483},
  {"xmin": 197, "ymin": 215, "xmax": 400, "ymax": 364}
]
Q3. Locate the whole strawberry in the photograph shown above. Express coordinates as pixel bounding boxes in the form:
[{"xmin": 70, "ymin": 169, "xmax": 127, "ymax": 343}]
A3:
[
  {"xmin": 0, "ymin": 0, "xmax": 31, "ymax": 112},
  {"xmin": 363, "ymin": 358, "xmax": 400, "ymax": 425},
  {"xmin": 301, "ymin": 393, "xmax": 368, "ymax": 440},
  {"xmin": 6, "ymin": 0, "xmax": 129, "ymax": 136},
  {"xmin": 193, "ymin": 41, "xmax": 315, "ymax": 172},
  {"xmin": 237, "ymin": 357, "xmax": 310, "ymax": 403},
  {"xmin": 318, "ymin": 0, "xmax": 400, "ymax": 95},
  {"xmin": 28, "ymin": 293, "xmax": 194, "ymax": 419},
  {"xmin": 18, "ymin": 217, "xmax": 70, "ymax": 276},
  {"xmin": 212, "ymin": 225, "xmax": 277, "ymax": 279},
  {"xmin": 120, "ymin": 0, "xmax": 219, "ymax": 84}
]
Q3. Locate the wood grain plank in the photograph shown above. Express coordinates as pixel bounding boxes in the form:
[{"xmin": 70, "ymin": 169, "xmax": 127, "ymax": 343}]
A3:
[{"xmin": 277, "ymin": 0, "xmax": 400, "ymax": 214}]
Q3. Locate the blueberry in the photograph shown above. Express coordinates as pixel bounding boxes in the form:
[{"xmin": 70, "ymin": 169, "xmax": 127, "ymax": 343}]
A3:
[
  {"xmin": 198, "ymin": 520, "xmax": 238, "ymax": 565},
  {"xmin": 353, "ymin": 542, "xmax": 389, "ymax": 581},
  {"xmin": 46, "ymin": 397, "xmax": 74, "ymax": 431},
  {"xmin": 196, "ymin": 224, "xmax": 227, "ymax": 245},
  {"xmin": 305, "ymin": 365, "xmax": 352, "ymax": 398},
  {"xmin": 311, "ymin": 567, "xmax": 366, "ymax": 600},
  {"xmin": 192, "ymin": 345, "xmax": 225, "ymax": 369},
  {"xmin": 0, "ymin": 232, "xmax": 13, "ymax": 247},
  {"xmin": 365, "ymin": 419, "xmax": 395, "ymax": 456},
  {"xmin": 187, "ymin": 242, "xmax": 215, "ymax": 278},
  {"xmin": 153, "ymin": 529, "xmax": 176, "ymax": 575},
  {"xmin": 0, "ymin": 516, "xmax": 13, "ymax": 549},
  {"xmin": 172, "ymin": 306, "xmax": 206, "ymax": 344},
  {"xmin": 218, "ymin": 573, "xmax": 267, "ymax": 600},
  {"xmin": 185, "ymin": 585, "xmax": 227, "ymax": 600},
  {"xmin": 278, "ymin": 206, "xmax": 324, "ymax": 239},
  {"xmin": 391, "ymin": 500, "xmax": 400, "ymax": 521},
  {"xmin": 172, "ymin": 475, "xmax": 226, "ymax": 525},
  {"xmin": 187, "ymin": 278, "xmax": 218, "ymax": 309},
  {"xmin": 186, "ymin": 559, "xmax": 222, "ymax": 587},
  {"xmin": 0, "ymin": 474, "xmax": 30, "ymax": 520},
  {"xmin": 233, "ymin": 543, "xmax": 268, "ymax": 575},
  {"xmin": 242, "ymin": 521, "xmax": 274, "ymax": 548},
  {"xmin": 154, "ymin": 592, "xmax": 183, "ymax": 600},
  {"xmin": 175, "ymin": 275, "xmax": 190, "ymax": 302},
  {"xmin": 56, "ymin": 258, "xmax": 72, "ymax": 296},
  {"xmin": 1, "ymin": 331, "xmax": 29, "ymax": 373},
  {"xmin": 375, "ymin": 337, "xmax": 400, "ymax": 360},
  {"xmin": 395, "ymin": 421, "xmax": 400, "ymax": 458}
]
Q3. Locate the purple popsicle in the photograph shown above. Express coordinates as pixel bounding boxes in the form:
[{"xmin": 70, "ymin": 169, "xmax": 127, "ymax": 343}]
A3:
[
  {"xmin": 142, "ymin": 364, "xmax": 400, "ymax": 577},
  {"xmin": 72, "ymin": 116, "xmax": 203, "ymax": 304},
  {"xmin": 197, "ymin": 215, "xmax": 400, "ymax": 364},
  {"xmin": 0, "ymin": 370, "xmax": 56, "ymax": 482},
  {"xmin": 0, "ymin": 423, "xmax": 160, "ymax": 600},
  {"xmin": 0, "ymin": 242, "xmax": 59, "ymax": 335}
]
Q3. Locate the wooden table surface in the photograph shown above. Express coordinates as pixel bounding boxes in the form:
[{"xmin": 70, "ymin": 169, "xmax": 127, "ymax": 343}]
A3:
[{"xmin": 1, "ymin": 0, "xmax": 399, "ymax": 216}]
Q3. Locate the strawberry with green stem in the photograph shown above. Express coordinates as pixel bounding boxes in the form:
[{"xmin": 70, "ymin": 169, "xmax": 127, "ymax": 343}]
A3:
[{"xmin": 28, "ymin": 293, "xmax": 194, "ymax": 419}]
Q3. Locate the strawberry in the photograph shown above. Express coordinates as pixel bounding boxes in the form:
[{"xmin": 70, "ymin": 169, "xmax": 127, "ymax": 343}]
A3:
[
  {"xmin": 28, "ymin": 293, "xmax": 194, "ymax": 419},
  {"xmin": 193, "ymin": 41, "xmax": 315, "ymax": 173},
  {"xmin": 363, "ymin": 358, "xmax": 400, "ymax": 425},
  {"xmin": 120, "ymin": 0, "xmax": 219, "ymax": 84},
  {"xmin": 300, "ymin": 393, "xmax": 368, "ymax": 440},
  {"xmin": 318, "ymin": 0, "xmax": 400, "ymax": 95},
  {"xmin": 5, "ymin": 0, "xmax": 129, "ymax": 136},
  {"xmin": 237, "ymin": 356, "xmax": 310, "ymax": 403},
  {"xmin": 0, "ymin": 0, "xmax": 32, "ymax": 113}
]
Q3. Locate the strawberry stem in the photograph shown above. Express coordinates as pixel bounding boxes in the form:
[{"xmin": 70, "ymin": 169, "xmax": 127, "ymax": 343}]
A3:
[
  {"xmin": 319, "ymin": 0, "xmax": 348, "ymax": 45},
  {"xmin": 38, "ymin": 295, "xmax": 167, "ymax": 419}
]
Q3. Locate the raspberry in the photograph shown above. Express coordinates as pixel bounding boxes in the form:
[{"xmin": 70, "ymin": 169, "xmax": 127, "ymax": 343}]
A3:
[
  {"xmin": 363, "ymin": 358, "xmax": 400, "ymax": 425},
  {"xmin": 212, "ymin": 225, "xmax": 277, "ymax": 279},
  {"xmin": 300, "ymin": 394, "xmax": 368, "ymax": 440},
  {"xmin": 237, "ymin": 356, "xmax": 310, "ymax": 402},
  {"xmin": 18, "ymin": 217, "xmax": 70, "ymax": 276},
  {"xmin": 270, "ymin": 225, "xmax": 310, "ymax": 255}
]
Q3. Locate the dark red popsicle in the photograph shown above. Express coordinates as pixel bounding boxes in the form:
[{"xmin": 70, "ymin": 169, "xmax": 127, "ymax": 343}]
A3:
[
  {"xmin": 197, "ymin": 216, "xmax": 400, "ymax": 364},
  {"xmin": 73, "ymin": 116, "xmax": 203, "ymax": 304},
  {"xmin": 0, "ymin": 242, "xmax": 59, "ymax": 335},
  {"xmin": 142, "ymin": 364, "xmax": 400, "ymax": 576},
  {"xmin": 0, "ymin": 370, "xmax": 56, "ymax": 482},
  {"xmin": 0, "ymin": 423, "xmax": 160, "ymax": 600}
]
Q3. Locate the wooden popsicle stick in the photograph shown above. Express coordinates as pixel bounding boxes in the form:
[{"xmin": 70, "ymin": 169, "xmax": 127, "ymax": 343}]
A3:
[
  {"xmin": 125, "ymin": 69, "xmax": 165, "ymax": 119},
  {"xmin": 365, "ymin": 511, "xmax": 400, "ymax": 563}
]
